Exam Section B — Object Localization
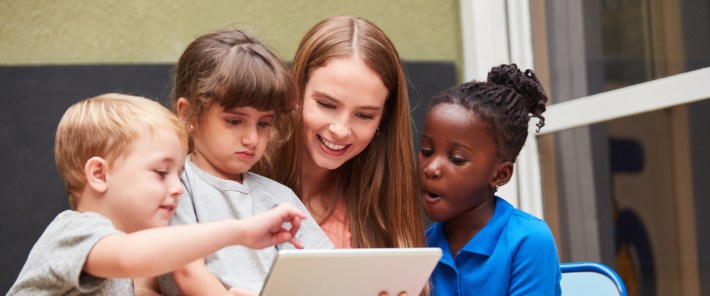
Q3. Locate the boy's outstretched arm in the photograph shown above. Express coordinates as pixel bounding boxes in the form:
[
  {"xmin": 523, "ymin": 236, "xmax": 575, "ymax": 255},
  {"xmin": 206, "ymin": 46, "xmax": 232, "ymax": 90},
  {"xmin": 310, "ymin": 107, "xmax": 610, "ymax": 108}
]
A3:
[{"xmin": 83, "ymin": 203, "xmax": 306, "ymax": 279}]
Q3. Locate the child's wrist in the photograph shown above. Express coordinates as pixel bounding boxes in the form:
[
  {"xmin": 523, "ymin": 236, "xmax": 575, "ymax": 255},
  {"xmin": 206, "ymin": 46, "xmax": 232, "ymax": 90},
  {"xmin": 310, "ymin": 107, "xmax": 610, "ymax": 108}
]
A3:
[{"xmin": 228, "ymin": 219, "xmax": 246, "ymax": 246}]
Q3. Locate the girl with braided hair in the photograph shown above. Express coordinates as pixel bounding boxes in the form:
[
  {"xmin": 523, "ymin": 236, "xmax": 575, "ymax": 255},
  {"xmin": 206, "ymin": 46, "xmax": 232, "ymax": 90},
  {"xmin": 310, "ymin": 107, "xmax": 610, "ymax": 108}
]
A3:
[{"xmin": 419, "ymin": 64, "xmax": 561, "ymax": 295}]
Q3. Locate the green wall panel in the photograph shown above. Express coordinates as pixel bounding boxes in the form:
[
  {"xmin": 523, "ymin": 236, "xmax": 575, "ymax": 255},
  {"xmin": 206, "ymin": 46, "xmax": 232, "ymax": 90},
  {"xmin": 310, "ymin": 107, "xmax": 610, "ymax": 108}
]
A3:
[{"xmin": 0, "ymin": 0, "xmax": 462, "ymax": 72}]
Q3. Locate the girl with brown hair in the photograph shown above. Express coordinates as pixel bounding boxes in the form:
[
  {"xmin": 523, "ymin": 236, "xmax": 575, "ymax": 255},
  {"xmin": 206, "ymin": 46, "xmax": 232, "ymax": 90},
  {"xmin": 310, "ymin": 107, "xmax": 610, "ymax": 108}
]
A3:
[{"xmin": 158, "ymin": 29, "xmax": 332, "ymax": 295}]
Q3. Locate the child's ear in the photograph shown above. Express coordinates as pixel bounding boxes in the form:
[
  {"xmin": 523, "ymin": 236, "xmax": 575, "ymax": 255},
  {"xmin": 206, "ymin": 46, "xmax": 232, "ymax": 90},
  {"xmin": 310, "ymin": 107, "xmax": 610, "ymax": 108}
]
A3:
[
  {"xmin": 85, "ymin": 156, "xmax": 109, "ymax": 193},
  {"xmin": 176, "ymin": 98, "xmax": 196, "ymax": 132},
  {"xmin": 491, "ymin": 161, "xmax": 514, "ymax": 188}
]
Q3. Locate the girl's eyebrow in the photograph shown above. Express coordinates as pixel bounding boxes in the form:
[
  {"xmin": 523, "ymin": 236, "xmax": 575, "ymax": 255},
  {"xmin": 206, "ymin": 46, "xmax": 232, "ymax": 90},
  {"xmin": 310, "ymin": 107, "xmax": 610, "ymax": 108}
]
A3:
[
  {"xmin": 223, "ymin": 109, "xmax": 247, "ymax": 116},
  {"xmin": 422, "ymin": 134, "xmax": 473, "ymax": 152},
  {"xmin": 223, "ymin": 109, "xmax": 275, "ymax": 117},
  {"xmin": 452, "ymin": 142, "xmax": 473, "ymax": 152}
]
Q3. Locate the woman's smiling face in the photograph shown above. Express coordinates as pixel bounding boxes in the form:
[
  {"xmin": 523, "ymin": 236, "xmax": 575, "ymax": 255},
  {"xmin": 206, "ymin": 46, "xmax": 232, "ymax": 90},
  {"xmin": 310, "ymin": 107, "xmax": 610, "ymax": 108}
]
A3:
[{"xmin": 301, "ymin": 57, "xmax": 388, "ymax": 171}]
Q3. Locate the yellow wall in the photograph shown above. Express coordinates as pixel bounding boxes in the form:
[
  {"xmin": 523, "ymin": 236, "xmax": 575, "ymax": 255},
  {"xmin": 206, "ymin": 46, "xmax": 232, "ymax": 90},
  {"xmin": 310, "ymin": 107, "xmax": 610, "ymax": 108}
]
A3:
[{"xmin": 0, "ymin": 0, "xmax": 462, "ymax": 70}]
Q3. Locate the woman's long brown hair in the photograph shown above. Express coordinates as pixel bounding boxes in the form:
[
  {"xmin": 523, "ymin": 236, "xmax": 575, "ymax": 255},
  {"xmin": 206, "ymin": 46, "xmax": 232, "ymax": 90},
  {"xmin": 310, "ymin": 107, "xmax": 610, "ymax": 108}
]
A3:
[{"xmin": 256, "ymin": 15, "xmax": 425, "ymax": 249}]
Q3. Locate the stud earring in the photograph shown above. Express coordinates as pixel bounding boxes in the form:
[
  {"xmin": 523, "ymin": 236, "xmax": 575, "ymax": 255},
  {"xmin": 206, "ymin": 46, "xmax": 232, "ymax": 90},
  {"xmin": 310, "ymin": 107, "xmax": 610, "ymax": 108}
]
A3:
[{"xmin": 188, "ymin": 124, "xmax": 194, "ymax": 132}]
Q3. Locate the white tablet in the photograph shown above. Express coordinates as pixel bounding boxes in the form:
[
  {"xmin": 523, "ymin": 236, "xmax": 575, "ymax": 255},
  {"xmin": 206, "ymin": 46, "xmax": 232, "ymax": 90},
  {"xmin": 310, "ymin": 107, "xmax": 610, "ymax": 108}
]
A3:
[{"xmin": 260, "ymin": 248, "xmax": 442, "ymax": 296}]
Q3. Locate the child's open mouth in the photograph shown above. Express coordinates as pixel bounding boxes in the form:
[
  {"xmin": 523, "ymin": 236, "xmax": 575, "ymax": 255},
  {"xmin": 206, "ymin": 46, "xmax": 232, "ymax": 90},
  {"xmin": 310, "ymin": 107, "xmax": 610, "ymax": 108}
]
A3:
[{"xmin": 424, "ymin": 191, "xmax": 442, "ymax": 201}]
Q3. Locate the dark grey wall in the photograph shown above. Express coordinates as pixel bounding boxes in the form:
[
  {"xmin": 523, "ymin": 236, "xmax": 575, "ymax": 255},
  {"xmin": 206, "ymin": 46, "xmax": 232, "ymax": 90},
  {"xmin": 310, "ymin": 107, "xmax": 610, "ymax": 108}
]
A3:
[{"xmin": 0, "ymin": 65, "xmax": 175, "ymax": 293}]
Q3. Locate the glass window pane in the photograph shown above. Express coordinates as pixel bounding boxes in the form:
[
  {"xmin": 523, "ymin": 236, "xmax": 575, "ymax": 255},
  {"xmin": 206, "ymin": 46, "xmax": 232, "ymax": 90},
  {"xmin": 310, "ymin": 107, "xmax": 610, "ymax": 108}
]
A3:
[{"xmin": 537, "ymin": 0, "xmax": 710, "ymax": 295}]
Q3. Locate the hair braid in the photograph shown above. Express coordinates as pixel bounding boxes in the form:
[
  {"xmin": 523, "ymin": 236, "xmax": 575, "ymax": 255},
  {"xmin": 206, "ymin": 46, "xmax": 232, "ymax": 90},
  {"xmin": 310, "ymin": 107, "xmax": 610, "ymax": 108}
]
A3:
[{"xmin": 430, "ymin": 64, "xmax": 548, "ymax": 161}]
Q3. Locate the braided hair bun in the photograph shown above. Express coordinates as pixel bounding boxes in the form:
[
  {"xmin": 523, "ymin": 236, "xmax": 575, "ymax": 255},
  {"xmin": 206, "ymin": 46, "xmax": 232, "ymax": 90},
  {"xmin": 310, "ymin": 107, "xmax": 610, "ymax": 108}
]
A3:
[
  {"xmin": 487, "ymin": 64, "xmax": 548, "ymax": 132},
  {"xmin": 428, "ymin": 63, "xmax": 549, "ymax": 161}
]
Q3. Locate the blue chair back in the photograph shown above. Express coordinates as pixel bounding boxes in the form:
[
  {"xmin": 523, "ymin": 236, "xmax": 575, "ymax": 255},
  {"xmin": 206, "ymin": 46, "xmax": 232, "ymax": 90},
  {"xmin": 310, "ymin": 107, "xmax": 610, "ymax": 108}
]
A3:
[{"xmin": 560, "ymin": 262, "xmax": 628, "ymax": 296}]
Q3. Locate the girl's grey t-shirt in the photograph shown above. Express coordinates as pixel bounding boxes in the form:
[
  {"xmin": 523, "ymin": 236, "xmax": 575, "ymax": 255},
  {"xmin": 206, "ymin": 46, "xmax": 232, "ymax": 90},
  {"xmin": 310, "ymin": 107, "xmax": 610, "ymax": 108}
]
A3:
[
  {"xmin": 159, "ymin": 157, "xmax": 333, "ymax": 294},
  {"xmin": 8, "ymin": 211, "xmax": 133, "ymax": 295}
]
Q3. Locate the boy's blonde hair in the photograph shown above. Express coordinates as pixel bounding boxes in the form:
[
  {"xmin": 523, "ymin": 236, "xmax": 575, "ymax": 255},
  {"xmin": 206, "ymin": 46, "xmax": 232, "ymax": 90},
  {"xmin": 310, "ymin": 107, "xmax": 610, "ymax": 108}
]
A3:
[{"xmin": 55, "ymin": 93, "xmax": 188, "ymax": 209}]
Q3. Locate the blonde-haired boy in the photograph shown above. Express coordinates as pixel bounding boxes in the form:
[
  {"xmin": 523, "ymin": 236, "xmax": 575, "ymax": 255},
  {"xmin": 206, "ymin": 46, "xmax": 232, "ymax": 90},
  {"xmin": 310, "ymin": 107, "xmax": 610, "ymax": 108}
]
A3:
[{"xmin": 9, "ymin": 94, "xmax": 306, "ymax": 295}]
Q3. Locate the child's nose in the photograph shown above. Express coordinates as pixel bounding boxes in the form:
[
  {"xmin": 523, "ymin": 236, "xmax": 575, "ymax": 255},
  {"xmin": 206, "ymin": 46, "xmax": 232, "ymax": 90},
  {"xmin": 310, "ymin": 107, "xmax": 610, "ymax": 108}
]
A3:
[
  {"xmin": 423, "ymin": 161, "xmax": 442, "ymax": 179},
  {"xmin": 170, "ymin": 176, "xmax": 184, "ymax": 197},
  {"xmin": 241, "ymin": 126, "xmax": 259, "ymax": 147}
]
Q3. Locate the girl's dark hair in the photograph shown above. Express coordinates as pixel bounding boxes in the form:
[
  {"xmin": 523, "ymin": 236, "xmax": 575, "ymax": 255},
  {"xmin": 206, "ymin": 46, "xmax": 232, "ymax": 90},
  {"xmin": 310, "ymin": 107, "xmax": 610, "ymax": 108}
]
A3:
[
  {"xmin": 430, "ymin": 64, "xmax": 548, "ymax": 161},
  {"xmin": 171, "ymin": 29, "xmax": 296, "ymax": 115},
  {"xmin": 170, "ymin": 29, "xmax": 297, "ymax": 156}
]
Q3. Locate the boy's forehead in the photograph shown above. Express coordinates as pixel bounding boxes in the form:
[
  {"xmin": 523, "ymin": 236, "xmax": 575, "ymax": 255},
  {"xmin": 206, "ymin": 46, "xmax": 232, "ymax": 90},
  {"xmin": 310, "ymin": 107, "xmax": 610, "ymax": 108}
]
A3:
[{"xmin": 129, "ymin": 128, "xmax": 187, "ymax": 155}]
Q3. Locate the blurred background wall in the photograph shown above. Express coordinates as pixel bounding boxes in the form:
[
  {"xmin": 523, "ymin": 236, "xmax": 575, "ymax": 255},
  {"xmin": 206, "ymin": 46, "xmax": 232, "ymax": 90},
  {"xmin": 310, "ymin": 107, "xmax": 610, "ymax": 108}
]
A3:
[{"xmin": 0, "ymin": 0, "xmax": 462, "ymax": 68}]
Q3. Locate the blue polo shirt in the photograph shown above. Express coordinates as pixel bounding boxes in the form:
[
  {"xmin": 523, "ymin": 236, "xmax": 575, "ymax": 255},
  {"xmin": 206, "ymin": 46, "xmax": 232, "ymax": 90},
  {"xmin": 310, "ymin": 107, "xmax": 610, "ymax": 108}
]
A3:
[{"xmin": 426, "ymin": 197, "xmax": 561, "ymax": 296}]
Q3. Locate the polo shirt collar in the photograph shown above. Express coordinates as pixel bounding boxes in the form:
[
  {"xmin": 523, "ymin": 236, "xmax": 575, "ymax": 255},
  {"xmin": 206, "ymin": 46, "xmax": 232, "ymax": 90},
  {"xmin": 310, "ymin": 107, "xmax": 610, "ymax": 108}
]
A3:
[
  {"xmin": 427, "ymin": 221, "xmax": 454, "ymax": 265},
  {"xmin": 459, "ymin": 196, "xmax": 514, "ymax": 257},
  {"xmin": 427, "ymin": 196, "xmax": 515, "ymax": 260}
]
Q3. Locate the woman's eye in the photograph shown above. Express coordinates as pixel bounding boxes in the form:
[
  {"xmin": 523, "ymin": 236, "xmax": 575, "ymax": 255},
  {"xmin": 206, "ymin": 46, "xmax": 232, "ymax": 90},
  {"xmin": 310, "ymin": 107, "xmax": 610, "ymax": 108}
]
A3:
[
  {"xmin": 258, "ymin": 121, "xmax": 272, "ymax": 128},
  {"xmin": 356, "ymin": 113, "xmax": 375, "ymax": 120},
  {"xmin": 154, "ymin": 170, "xmax": 168, "ymax": 178},
  {"xmin": 317, "ymin": 100, "xmax": 335, "ymax": 109}
]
